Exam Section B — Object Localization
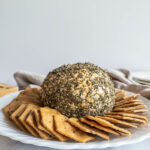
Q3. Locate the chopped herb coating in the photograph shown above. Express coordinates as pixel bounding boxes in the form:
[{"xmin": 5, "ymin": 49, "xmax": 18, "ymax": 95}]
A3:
[{"xmin": 40, "ymin": 62, "xmax": 115, "ymax": 118}]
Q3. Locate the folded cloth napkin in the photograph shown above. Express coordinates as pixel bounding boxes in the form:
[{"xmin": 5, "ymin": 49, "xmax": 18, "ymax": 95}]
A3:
[
  {"xmin": 14, "ymin": 71, "xmax": 45, "ymax": 89},
  {"xmin": 14, "ymin": 69, "xmax": 150, "ymax": 99}
]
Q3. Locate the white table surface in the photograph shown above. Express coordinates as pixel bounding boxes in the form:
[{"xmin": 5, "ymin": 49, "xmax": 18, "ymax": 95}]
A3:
[{"xmin": 1, "ymin": 76, "xmax": 150, "ymax": 150}]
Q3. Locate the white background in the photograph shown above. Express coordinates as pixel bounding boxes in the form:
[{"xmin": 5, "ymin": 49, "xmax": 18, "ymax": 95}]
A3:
[{"xmin": 0, "ymin": 0, "xmax": 150, "ymax": 81}]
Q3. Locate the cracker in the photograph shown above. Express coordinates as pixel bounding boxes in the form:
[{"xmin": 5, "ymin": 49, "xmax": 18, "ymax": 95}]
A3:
[
  {"xmin": 26, "ymin": 112, "xmax": 52, "ymax": 140},
  {"xmin": 100, "ymin": 116, "xmax": 137, "ymax": 128},
  {"xmin": 86, "ymin": 116, "xmax": 131, "ymax": 135},
  {"xmin": 115, "ymin": 90, "xmax": 124, "ymax": 95},
  {"xmin": 0, "ymin": 83, "xmax": 18, "ymax": 97},
  {"xmin": 128, "ymin": 109, "xmax": 149, "ymax": 113},
  {"xmin": 116, "ymin": 94, "xmax": 140, "ymax": 104},
  {"xmin": 18, "ymin": 104, "xmax": 39, "ymax": 137},
  {"xmin": 23, "ymin": 87, "xmax": 41, "ymax": 96},
  {"xmin": 20, "ymin": 87, "xmax": 40, "ymax": 95},
  {"xmin": 10, "ymin": 104, "xmax": 27, "ymax": 132},
  {"xmin": 105, "ymin": 115, "xmax": 146, "ymax": 124},
  {"xmin": 115, "ymin": 101, "xmax": 143, "ymax": 108},
  {"xmin": 115, "ymin": 99, "xmax": 143, "ymax": 107},
  {"xmin": 68, "ymin": 118, "xmax": 109, "ymax": 140},
  {"xmin": 2, "ymin": 88, "xmax": 41, "ymax": 118},
  {"xmin": 115, "ymin": 92, "xmax": 125, "ymax": 101},
  {"xmin": 79, "ymin": 118, "xmax": 120, "ymax": 136},
  {"xmin": 34, "ymin": 109, "xmax": 53, "ymax": 136},
  {"xmin": 104, "ymin": 112, "xmax": 148, "ymax": 122},
  {"xmin": 123, "ymin": 94, "xmax": 141, "ymax": 100},
  {"xmin": 3, "ymin": 98, "xmax": 21, "ymax": 118},
  {"xmin": 3, "ymin": 104, "xmax": 13, "ymax": 118},
  {"xmin": 54, "ymin": 115, "xmax": 95, "ymax": 142},
  {"xmin": 40, "ymin": 107, "xmax": 61, "ymax": 115},
  {"xmin": 113, "ymin": 105, "xmax": 147, "ymax": 112},
  {"xmin": 17, "ymin": 88, "xmax": 41, "ymax": 105},
  {"xmin": 40, "ymin": 107, "xmax": 68, "ymax": 142}
]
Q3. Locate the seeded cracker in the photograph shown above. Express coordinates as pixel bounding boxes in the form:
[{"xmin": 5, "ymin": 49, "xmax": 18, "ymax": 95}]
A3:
[
  {"xmin": 115, "ymin": 99, "xmax": 143, "ymax": 107},
  {"xmin": 0, "ymin": 83, "xmax": 18, "ymax": 97},
  {"xmin": 115, "ymin": 90, "xmax": 124, "ymax": 95},
  {"xmin": 10, "ymin": 104, "xmax": 27, "ymax": 132},
  {"xmin": 18, "ymin": 104, "xmax": 39, "ymax": 137},
  {"xmin": 104, "ymin": 112, "xmax": 148, "ymax": 122},
  {"xmin": 2, "ymin": 88, "xmax": 41, "ymax": 118},
  {"xmin": 68, "ymin": 118, "xmax": 109, "ymax": 140},
  {"xmin": 104, "ymin": 115, "xmax": 146, "ymax": 124},
  {"xmin": 40, "ymin": 107, "xmax": 69, "ymax": 142},
  {"xmin": 26, "ymin": 112, "xmax": 52, "ymax": 140},
  {"xmin": 113, "ymin": 105, "xmax": 147, "ymax": 112},
  {"xmin": 34, "ymin": 109, "xmax": 53, "ymax": 136},
  {"xmin": 79, "ymin": 118, "xmax": 120, "ymax": 136},
  {"xmin": 86, "ymin": 116, "xmax": 131, "ymax": 135},
  {"xmin": 100, "ymin": 116, "xmax": 137, "ymax": 128},
  {"xmin": 129, "ymin": 109, "xmax": 149, "ymax": 113},
  {"xmin": 115, "ymin": 92, "xmax": 125, "ymax": 101},
  {"xmin": 115, "ymin": 94, "xmax": 140, "ymax": 105},
  {"xmin": 115, "ymin": 101, "xmax": 143, "ymax": 108},
  {"xmin": 3, "ymin": 98, "xmax": 21, "ymax": 118},
  {"xmin": 54, "ymin": 115, "xmax": 95, "ymax": 142}
]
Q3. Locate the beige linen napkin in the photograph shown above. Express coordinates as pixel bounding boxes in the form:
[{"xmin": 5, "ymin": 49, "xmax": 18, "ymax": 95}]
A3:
[
  {"xmin": 14, "ymin": 69, "xmax": 150, "ymax": 99},
  {"xmin": 14, "ymin": 71, "xmax": 45, "ymax": 89}
]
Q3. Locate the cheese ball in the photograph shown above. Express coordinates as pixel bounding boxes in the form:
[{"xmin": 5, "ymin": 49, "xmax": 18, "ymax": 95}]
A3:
[{"xmin": 40, "ymin": 63, "xmax": 115, "ymax": 118}]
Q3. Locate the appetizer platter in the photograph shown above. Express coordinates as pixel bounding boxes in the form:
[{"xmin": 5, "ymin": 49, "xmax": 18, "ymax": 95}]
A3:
[{"xmin": 0, "ymin": 63, "xmax": 150, "ymax": 149}]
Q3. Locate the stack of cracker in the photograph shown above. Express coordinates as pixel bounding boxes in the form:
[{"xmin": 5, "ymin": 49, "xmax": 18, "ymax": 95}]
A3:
[{"xmin": 2, "ymin": 88, "xmax": 149, "ymax": 143}]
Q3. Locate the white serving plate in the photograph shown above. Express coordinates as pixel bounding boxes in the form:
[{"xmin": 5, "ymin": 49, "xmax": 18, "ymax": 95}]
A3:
[{"xmin": 0, "ymin": 91, "xmax": 150, "ymax": 149}]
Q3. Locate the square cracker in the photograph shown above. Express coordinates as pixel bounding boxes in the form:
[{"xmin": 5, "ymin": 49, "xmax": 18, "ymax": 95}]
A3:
[
  {"xmin": 115, "ymin": 101, "xmax": 143, "ymax": 108},
  {"xmin": 2, "ymin": 88, "xmax": 41, "ymax": 118},
  {"xmin": 104, "ymin": 112, "xmax": 148, "ymax": 122},
  {"xmin": 16, "ymin": 88, "xmax": 41, "ymax": 106},
  {"xmin": 86, "ymin": 116, "xmax": 131, "ymax": 135},
  {"xmin": 128, "ymin": 109, "xmax": 149, "ymax": 113},
  {"xmin": 40, "ymin": 107, "xmax": 69, "ymax": 142},
  {"xmin": 26, "ymin": 111, "xmax": 52, "ymax": 140},
  {"xmin": 104, "ymin": 114, "xmax": 146, "ymax": 124},
  {"xmin": 0, "ymin": 83, "xmax": 18, "ymax": 97},
  {"xmin": 18, "ymin": 104, "xmax": 39, "ymax": 137},
  {"xmin": 34, "ymin": 109, "xmax": 54, "ymax": 137},
  {"xmin": 3, "ymin": 98, "xmax": 21, "ymax": 118},
  {"xmin": 79, "ymin": 118, "xmax": 120, "ymax": 136},
  {"xmin": 10, "ymin": 103, "xmax": 27, "ymax": 132},
  {"xmin": 100, "ymin": 116, "xmax": 137, "ymax": 128},
  {"xmin": 68, "ymin": 118, "xmax": 109, "ymax": 140},
  {"xmin": 54, "ymin": 115, "xmax": 95, "ymax": 143},
  {"xmin": 113, "ymin": 105, "xmax": 147, "ymax": 112}
]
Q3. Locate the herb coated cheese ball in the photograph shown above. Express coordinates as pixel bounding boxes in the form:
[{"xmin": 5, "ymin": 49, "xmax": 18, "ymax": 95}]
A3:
[{"xmin": 40, "ymin": 63, "xmax": 115, "ymax": 118}]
